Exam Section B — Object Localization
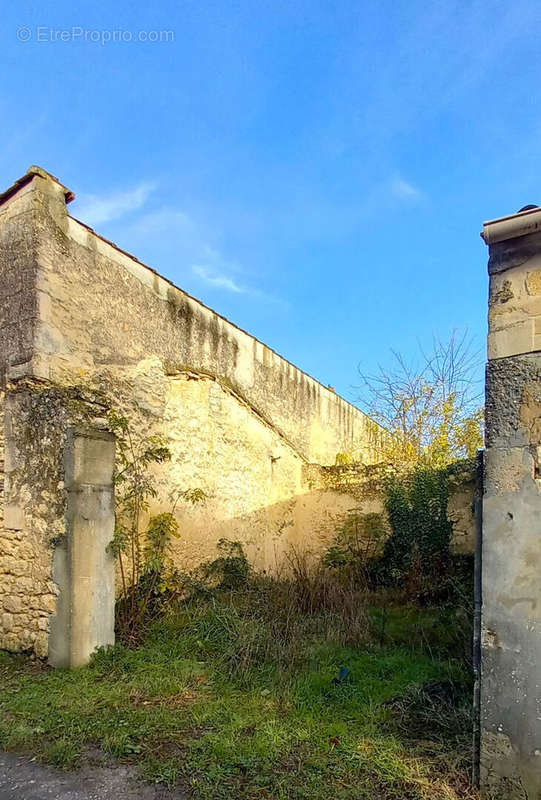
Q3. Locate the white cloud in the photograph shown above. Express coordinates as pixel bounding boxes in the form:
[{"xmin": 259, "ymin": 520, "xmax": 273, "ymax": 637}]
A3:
[
  {"xmin": 390, "ymin": 176, "xmax": 422, "ymax": 200},
  {"xmin": 192, "ymin": 265, "xmax": 247, "ymax": 294},
  {"xmin": 127, "ymin": 207, "xmax": 255, "ymax": 297},
  {"xmin": 74, "ymin": 181, "xmax": 156, "ymax": 226},
  {"xmin": 72, "ymin": 183, "xmax": 286, "ymax": 308}
]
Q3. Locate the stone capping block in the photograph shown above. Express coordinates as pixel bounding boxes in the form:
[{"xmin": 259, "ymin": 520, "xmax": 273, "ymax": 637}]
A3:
[
  {"xmin": 65, "ymin": 427, "xmax": 116, "ymax": 488},
  {"xmin": 0, "ymin": 164, "xmax": 386, "ymax": 466},
  {"xmin": 487, "ymin": 231, "xmax": 541, "ymax": 275},
  {"xmin": 3, "ymin": 505, "xmax": 24, "ymax": 531},
  {"xmin": 483, "ymin": 206, "xmax": 541, "ymax": 246}
]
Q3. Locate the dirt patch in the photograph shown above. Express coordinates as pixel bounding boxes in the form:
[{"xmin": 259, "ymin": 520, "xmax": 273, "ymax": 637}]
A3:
[{"xmin": 0, "ymin": 751, "xmax": 189, "ymax": 800}]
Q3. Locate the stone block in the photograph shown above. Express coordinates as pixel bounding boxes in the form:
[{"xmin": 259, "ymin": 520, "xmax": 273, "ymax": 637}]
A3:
[
  {"xmin": 49, "ymin": 427, "xmax": 116, "ymax": 668},
  {"xmin": 3, "ymin": 505, "xmax": 24, "ymax": 530},
  {"xmin": 488, "ymin": 319, "xmax": 534, "ymax": 360}
]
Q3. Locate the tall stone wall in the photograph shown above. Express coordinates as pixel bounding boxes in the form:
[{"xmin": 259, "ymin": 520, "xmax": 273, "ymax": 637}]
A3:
[
  {"xmin": 0, "ymin": 167, "xmax": 481, "ymax": 666},
  {"xmin": 480, "ymin": 208, "xmax": 541, "ymax": 798},
  {"xmin": 18, "ymin": 166, "xmax": 384, "ymax": 467},
  {"xmin": 0, "ymin": 173, "xmax": 63, "ymax": 656},
  {"xmin": 0, "ymin": 166, "xmax": 386, "ymax": 660}
]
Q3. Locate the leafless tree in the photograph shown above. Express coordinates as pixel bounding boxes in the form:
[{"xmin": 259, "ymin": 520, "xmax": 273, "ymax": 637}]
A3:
[{"xmin": 357, "ymin": 330, "xmax": 484, "ymax": 466}]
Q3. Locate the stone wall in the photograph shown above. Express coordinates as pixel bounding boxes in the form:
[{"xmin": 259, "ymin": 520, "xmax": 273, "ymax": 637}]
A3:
[
  {"xmin": 448, "ymin": 462, "xmax": 477, "ymax": 555},
  {"xmin": 0, "ymin": 167, "xmax": 477, "ymax": 662},
  {"xmin": 0, "ymin": 381, "xmax": 116, "ymax": 663},
  {"xmin": 480, "ymin": 207, "xmax": 541, "ymax": 798},
  {"xmin": 0, "ymin": 385, "xmax": 68, "ymax": 656},
  {"xmin": 0, "ymin": 176, "xmax": 39, "ymax": 385},
  {"xmin": 0, "ymin": 167, "xmax": 387, "ymax": 659},
  {"xmin": 18, "ymin": 167, "xmax": 384, "ymax": 467},
  {"xmin": 303, "ymin": 460, "xmax": 477, "ymax": 557}
]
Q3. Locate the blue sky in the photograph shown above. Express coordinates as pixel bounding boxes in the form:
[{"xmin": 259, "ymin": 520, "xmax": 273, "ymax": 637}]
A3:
[{"xmin": 2, "ymin": 0, "xmax": 541, "ymax": 403}]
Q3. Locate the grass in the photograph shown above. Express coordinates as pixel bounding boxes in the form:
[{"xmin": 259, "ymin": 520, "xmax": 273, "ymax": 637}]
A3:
[{"xmin": 0, "ymin": 588, "xmax": 478, "ymax": 800}]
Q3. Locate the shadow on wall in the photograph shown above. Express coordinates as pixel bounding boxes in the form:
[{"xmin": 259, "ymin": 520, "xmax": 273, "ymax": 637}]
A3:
[
  {"xmin": 136, "ymin": 488, "xmax": 382, "ymax": 576},
  {"xmin": 141, "ymin": 478, "xmax": 476, "ymax": 577}
]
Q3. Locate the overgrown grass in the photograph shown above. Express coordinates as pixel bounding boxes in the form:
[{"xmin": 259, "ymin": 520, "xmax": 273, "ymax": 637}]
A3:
[{"xmin": 0, "ymin": 578, "xmax": 477, "ymax": 799}]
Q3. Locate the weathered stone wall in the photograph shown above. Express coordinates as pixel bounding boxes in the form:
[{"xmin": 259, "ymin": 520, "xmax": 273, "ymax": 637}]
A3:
[
  {"xmin": 79, "ymin": 360, "xmax": 476, "ymax": 576},
  {"xmin": 303, "ymin": 460, "xmax": 477, "ymax": 556},
  {"xmin": 480, "ymin": 208, "xmax": 541, "ymax": 798},
  {"xmin": 0, "ymin": 178, "xmax": 39, "ymax": 385},
  {"xmin": 0, "ymin": 167, "xmax": 388, "ymax": 659},
  {"xmin": 0, "ymin": 381, "xmax": 116, "ymax": 662},
  {"xmin": 81, "ymin": 360, "xmax": 386, "ymax": 573},
  {"xmin": 0, "ymin": 386, "xmax": 68, "ymax": 656},
  {"xmin": 448, "ymin": 462, "xmax": 477, "ymax": 555},
  {"xmin": 0, "ymin": 167, "xmax": 480, "ymax": 663},
  {"xmin": 16, "ymin": 165, "xmax": 385, "ymax": 467},
  {"xmin": 135, "ymin": 362, "xmax": 307, "ymax": 572}
]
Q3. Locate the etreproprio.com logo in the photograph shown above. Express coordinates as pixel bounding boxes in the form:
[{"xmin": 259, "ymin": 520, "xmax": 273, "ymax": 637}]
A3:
[{"xmin": 17, "ymin": 26, "xmax": 175, "ymax": 44}]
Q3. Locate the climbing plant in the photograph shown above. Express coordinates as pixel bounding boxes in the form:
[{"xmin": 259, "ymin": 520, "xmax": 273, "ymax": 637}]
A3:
[
  {"xmin": 379, "ymin": 465, "xmax": 453, "ymax": 594},
  {"xmin": 322, "ymin": 465, "xmax": 457, "ymax": 603},
  {"xmin": 107, "ymin": 409, "xmax": 206, "ymax": 640}
]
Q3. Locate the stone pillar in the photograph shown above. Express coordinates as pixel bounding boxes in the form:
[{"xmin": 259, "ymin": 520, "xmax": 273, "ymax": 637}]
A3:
[
  {"xmin": 49, "ymin": 427, "xmax": 116, "ymax": 668},
  {"xmin": 480, "ymin": 207, "xmax": 541, "ymax": 798}
]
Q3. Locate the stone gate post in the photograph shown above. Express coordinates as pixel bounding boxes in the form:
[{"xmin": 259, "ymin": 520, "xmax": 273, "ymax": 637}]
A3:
[
  {"xmin": 48, "ymin": 426, "xmax": 116, "ymax": 668},
  {"xmin": 481, "ymin": 206, "xmax": 541, "ymax": 798}
]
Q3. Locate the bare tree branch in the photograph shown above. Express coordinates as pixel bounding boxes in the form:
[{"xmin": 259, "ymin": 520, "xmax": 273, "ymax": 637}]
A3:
[{"xmin": 356, "ymin": 329, "xmax": 484, "ymax": 466}]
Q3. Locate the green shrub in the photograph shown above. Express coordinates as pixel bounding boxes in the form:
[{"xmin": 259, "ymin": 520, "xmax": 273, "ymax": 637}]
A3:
[
  {"xmin": 196, "ymin": 538, "xmax": 252, "ymax": 591},
  {"xmin": 382, "ymin": 466, "xmax": 452, "ymax": 583}
]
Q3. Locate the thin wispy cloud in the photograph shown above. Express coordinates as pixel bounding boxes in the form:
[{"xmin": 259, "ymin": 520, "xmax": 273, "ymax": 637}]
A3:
[
  {"xmin": 74, "ymin": 181, "xmax": 156, "ymax": 226},
  {"xmin": 191, "ymin": 256, "xmax": 287, "ymax": 308},
  {"xmin": 192, "ymin": 265, "xmax": 247, "ymax": 294},
  {"xmin": 124, "ymin": 204, "xmax": 281, "ymax": 302},
  {"xmin": 390, "ymin": 177, "xmax": 422, "ymax": 201},
  {"xmin": 72, "ymin": 177, "xmax": 286, "ymax": 310}
]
